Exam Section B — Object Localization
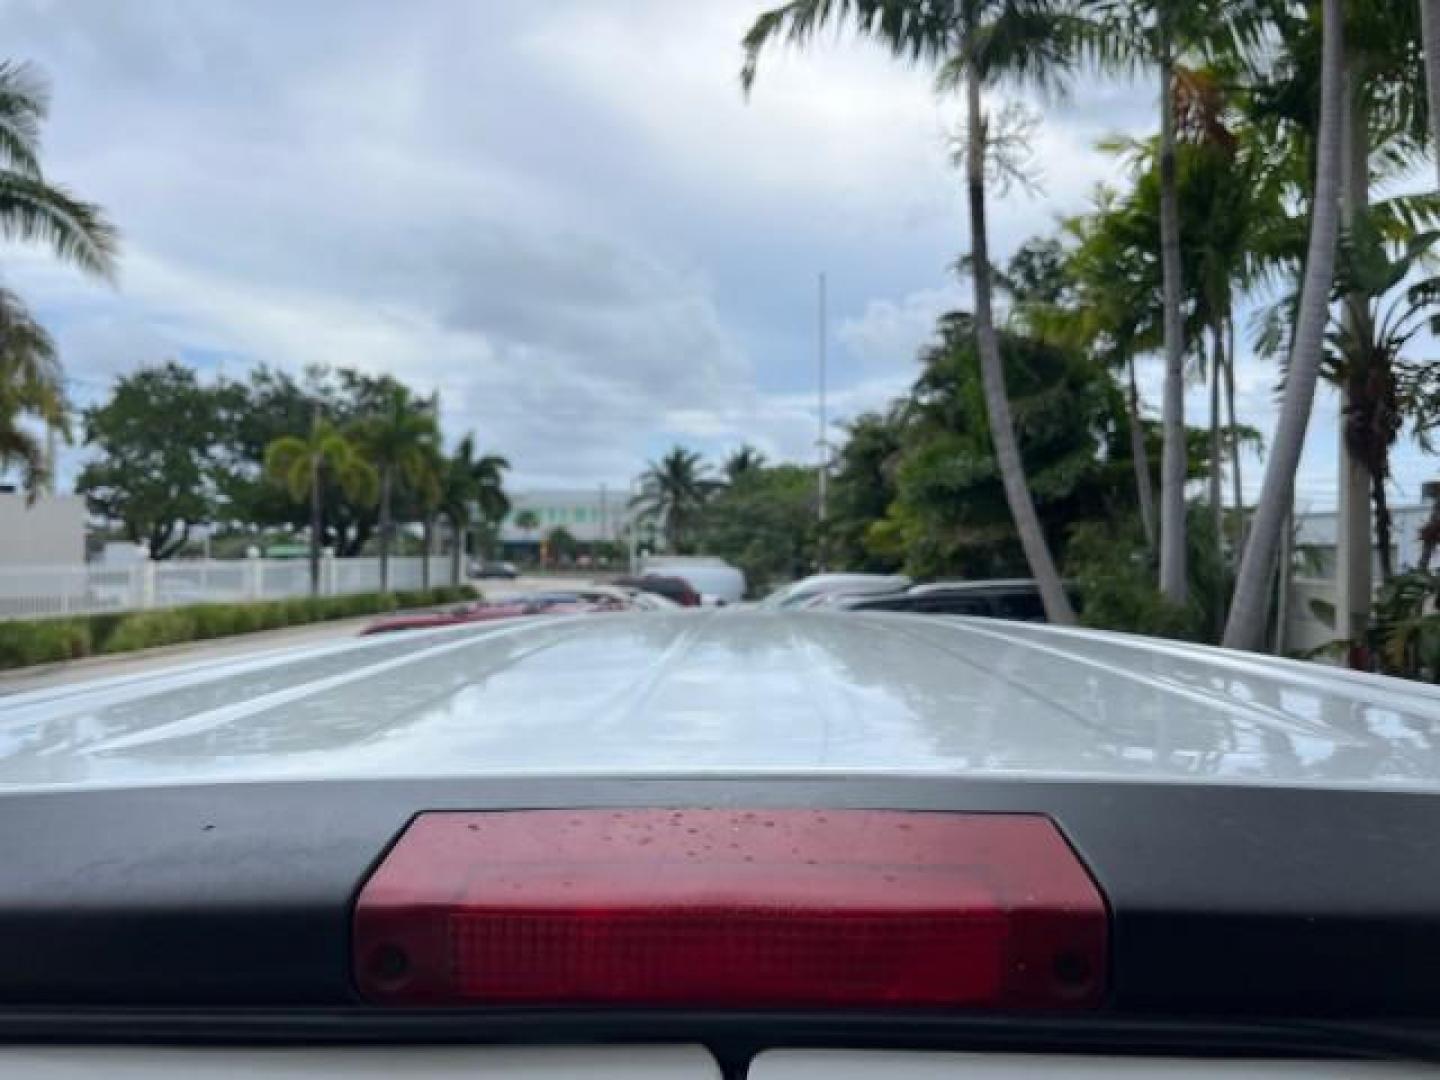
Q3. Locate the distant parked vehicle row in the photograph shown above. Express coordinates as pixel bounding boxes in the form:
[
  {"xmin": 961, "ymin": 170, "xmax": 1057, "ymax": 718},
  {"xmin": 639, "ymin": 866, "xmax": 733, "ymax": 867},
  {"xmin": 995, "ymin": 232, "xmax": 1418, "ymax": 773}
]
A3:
[
  {"xmin": 761, "ymin": 573, "xmax": 912, "ymax": 609},
  {"xmin": 765, "ymin": 574, "xmax": 1068, "ymax": 623},
  {"xmin": 612, "ymin": 574, "xmax": 702, "ymax": 608},
  {"xmin": 361, "ymin": 584, "xmax": 677, "ymax": 635},
  {"xmin": 469, "ymin": 560, "xmax": 519, "ymax": 579},
  {"xmin": 636, "ymin": 556, "xmax": 745, "ymax": 604}
]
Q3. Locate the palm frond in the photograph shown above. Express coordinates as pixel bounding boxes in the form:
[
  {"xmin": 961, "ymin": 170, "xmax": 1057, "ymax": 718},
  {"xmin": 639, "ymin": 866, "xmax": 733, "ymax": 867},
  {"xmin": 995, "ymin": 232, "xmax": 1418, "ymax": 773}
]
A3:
[
  {"xmin": 0, "ymin": 61, "xmax": 47, "ymax": 178},
  {"xmin": 0, "ymin": 172, "xmax": 118, "ymax": 280}
]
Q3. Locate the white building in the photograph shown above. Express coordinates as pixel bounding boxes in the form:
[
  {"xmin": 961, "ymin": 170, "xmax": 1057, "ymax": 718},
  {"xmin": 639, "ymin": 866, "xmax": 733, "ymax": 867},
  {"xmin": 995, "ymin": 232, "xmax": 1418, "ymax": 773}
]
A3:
[
  {"xmin": 498, "ymin": 488, "xmax": 643, "ymax": 547},
  {"xmin": 0, "ymin": 491, "xmax": 85, "ymax": 566},
  {"xmin": 1293, "ymin": 503, "xmax": 1432, "ymax": 578}
]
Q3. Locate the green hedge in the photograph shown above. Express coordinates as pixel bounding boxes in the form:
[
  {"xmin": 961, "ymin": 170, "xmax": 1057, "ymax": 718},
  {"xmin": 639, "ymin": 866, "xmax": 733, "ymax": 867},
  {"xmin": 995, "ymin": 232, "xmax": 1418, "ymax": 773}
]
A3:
[{"xmin": 0, "ymin": 585, "xmax": 475, "ymax": 671}]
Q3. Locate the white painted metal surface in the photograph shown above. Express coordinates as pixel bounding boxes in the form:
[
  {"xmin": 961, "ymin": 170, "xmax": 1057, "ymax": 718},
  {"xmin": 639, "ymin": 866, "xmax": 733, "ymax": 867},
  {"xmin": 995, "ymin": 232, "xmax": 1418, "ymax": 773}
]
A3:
[
  {"xmin": 750, "ymin": 1050, "xmax": 1429, "ymax": 1078},
  {"xmin": 1, "ymin": 611, "xmax": 1439, "ymax": 792},
  {"xmin": 0, "ymin": 1045, "xmax": 719, "ymax": 1079}
]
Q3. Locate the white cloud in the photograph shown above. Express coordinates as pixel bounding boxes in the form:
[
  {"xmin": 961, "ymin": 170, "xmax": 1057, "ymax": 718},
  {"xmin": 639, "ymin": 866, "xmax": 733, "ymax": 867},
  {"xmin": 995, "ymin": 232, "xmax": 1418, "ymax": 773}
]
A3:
[
  {"xmin": 9, "ymin": 0, "xmax": 1339, "ymax": 513},
  {"xmin": 838, "ymin": 285, "xmax": 962, "ymax": 371}
]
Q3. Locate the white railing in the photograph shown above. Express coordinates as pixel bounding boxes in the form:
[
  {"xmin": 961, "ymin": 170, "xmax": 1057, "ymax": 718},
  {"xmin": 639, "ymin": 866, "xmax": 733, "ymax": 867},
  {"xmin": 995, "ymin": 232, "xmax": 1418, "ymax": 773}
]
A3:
[{"xmin": 0, "ymin": 553, "xmax": 459, "ymax": 622}]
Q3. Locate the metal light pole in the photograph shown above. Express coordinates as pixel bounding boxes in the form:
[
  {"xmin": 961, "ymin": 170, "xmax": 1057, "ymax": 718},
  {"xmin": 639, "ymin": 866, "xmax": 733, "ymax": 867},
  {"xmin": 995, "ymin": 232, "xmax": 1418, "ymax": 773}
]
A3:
[{"xmin": 817, "ymin": 271, "xmax": 829, "ymax": 571}]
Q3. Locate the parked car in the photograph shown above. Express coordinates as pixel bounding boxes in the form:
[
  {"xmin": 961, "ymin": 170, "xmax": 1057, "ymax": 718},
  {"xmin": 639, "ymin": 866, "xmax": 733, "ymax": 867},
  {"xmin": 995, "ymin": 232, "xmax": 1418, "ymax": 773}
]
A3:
[
  {"xmin": 612, "ymin": 573, "xmax": 702, "ymax": 608},
  {"xmin": 837, "ymin": 578, "xmax": 1075, "ymax": 622},
  {"xmin": 469, "ymin": 560, "xmax": 519, "ymax": 579},
  {"xmin": 638, "ymin": 556, "xmax": 746, "ymax": 604},
  {"xmin": 4, "ymin": 611, "xmax": 1440, "ymax": 1072},
  {"xmin": 761, "ymin": 572, "xmax": 911, "ymax": 609}
]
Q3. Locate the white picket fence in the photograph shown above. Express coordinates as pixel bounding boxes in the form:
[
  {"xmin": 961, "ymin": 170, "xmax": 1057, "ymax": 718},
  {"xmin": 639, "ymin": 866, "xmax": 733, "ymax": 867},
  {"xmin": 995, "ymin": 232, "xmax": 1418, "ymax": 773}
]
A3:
[{"xmin": 0, "ymin": 554, "xmax": 456, "ymax": 621}]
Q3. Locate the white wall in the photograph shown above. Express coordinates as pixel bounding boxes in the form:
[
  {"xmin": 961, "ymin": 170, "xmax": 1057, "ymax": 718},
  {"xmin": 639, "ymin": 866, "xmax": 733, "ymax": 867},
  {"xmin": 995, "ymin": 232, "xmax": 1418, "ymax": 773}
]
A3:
[{"xmin": 0, "ymin": 493, "xmax": 85, "ymax": 566}]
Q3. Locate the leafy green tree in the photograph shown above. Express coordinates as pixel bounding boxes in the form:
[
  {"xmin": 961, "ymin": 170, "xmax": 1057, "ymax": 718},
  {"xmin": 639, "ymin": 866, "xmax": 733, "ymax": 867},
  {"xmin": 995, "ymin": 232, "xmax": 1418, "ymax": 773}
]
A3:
[
  {"xmin": 351, "ymin": 385, "xmax": 441, "ymax": 591},
  {"xmin": 214, "ymin": 366, "xmax": 408, "ymax": 556},
  {"xmin": 743, "ymin": 0, "xmax": 1081, "ymax": 625},
  {"xmin": 262, "ymin": 419, "xmax": 377, "ymax": 594},
  {"xmin": 631, "ymin": 446, "xmax": 719, "ymax": 552},
  {"xmin": 867, "ymin": 312, "xmax": 1130, "ymax": 578},
  {"xmin": 828, "ymin": 408, "xmax": 906, "ymax": 573},
  {"xmin": 76, "ymin": 362, "xmax": 221, "ymax": 559},
  {"xmin": 0, "ymin": 288, "xmax": 65, "ymax": 497},
  {"xmin": 545, "ymin": 525, "xmax": 578, "ymax": 566},
  {"xmin": 699, "ymin": 465, "xmax": 819, "ymax": 594}
]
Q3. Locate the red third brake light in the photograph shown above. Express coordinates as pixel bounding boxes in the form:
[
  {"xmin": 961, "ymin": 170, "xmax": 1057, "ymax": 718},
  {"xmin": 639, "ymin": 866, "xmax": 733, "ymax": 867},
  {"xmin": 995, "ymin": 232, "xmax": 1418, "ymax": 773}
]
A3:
[{"xmin": 352, "ymin": 809, "xmax": 1108, "ymax": 1009}]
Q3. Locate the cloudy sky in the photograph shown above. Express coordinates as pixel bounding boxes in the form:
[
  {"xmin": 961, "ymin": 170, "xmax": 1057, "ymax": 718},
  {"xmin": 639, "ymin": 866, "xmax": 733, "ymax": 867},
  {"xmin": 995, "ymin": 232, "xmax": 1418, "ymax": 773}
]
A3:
[{"xmin": 0, "ymin": 0, "xmax": 1427, "ymax": 510}]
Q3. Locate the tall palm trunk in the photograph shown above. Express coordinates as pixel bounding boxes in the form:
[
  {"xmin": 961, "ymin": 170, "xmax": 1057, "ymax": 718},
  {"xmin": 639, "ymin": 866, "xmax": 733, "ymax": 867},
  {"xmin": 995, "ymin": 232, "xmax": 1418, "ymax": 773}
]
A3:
[
  {"xmin": 1224, "ymin": 317, "xmax": 1244, "ymax": 538},
  {"xmin": 422, "ymin": 515, "xmax": 433, "ymax": 590},
  {"xmin": 1127, "ymin": 354, "xmax": 1157, "ymax": 552},
  {"xmin": 308, "ymin": 457, "xmax": 322, "ymax": 597},
  {"xmin": 1374, "ymin": 469, "xmax": 1394, "ymax": 583},
  {"xmin": 378, "ymin": 467, "xmax": 393, "ymax": 593},
  {"xmin": 1157, "ymin": 33, "xmax": 1188, "ymax": 605},
  {"xmin": 1209, "ymin": 323, "xmax": 1226, "ymax": 638},
  {"xmin": 966, "ymin": 71, "xmax": 1074, "ymax": 625},
  {"xmin": 1224, "ymin": 0, "xmax": 1345, "ymax": 651},
  {"xmin": 450, "ymin": 515, "xmax": 464, "ymax": 586},
  {"xmin": 1209, "ymin": 323, "xmax": 1224, "ymax": 542},
  {"xmin": 1335, "ymin": 58, "xmax": 1372, "ymax": 651},
  {"xmin": 1423, "ymin": 0, "xmax": 1440, "ymax": 189}
]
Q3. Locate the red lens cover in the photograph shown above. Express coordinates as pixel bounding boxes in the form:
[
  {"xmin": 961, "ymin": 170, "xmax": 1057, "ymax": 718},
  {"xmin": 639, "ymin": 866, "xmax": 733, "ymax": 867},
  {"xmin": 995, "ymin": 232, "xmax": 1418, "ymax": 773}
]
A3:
[{"xmin": 353, "ymin": 809, "xmax": 1107, "ymax": 1009}]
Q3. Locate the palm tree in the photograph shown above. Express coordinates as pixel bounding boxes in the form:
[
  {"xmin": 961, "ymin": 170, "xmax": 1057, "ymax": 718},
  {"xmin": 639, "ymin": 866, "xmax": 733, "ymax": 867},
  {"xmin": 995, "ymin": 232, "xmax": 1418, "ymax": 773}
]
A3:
[
  {"xmin": 513, "ymin": 508, "xmax": 540, "ymax": 558},
  {"xmin": 1047, "ymin": 195, "xmax": 1162, "ymax": 550},
  {"xmin": 1322, "ymin": 220, "xmax": 1440, "ymax": 585},
  {"xmin": 413, "ymin": 444, "xmax": 444, "ymax": 591},
  {"xmin": 631, "ymin": 446, "xmax": 718, "ymax": 552},
  {"xmin": 0, "ymin": 288, "xmax": 65, "ymax": 498},
  {"xmin": 724, "ymin": 444, "xmax": 767, "ymax": 482},
  {"xmin": 351, "ymin": 386, "xmax": 440, "ymax": 592},
  {"xmin": 1085, "ymin": 1, "xmax": 1257, "ymax": 606},
  {"xmin": 438, "ymin": 435, "xmax": 511, "ymax": 583},
  {"xmin": 1224, "ymin": 0, "xmax": 1345, "ymax": 651},
  {"xmin": 263, "ymin": 419, "xmax": 378, "ymax": 594},
  {"xmin": 0, "ymin": 61, "xmax": 118, "ymax": 493},
  {"xmin": 1424, "ymin": 0, "xmax": 1440, "ymax": 188},
  {"xmin": 743, "ymin": 0, "xmax": 1079, "ymax": 624},
  {"xmin": 0, "ymin": 62, "xmax": 117, "ymax": 278},
  {"xmin": 470, "ymin": 450, "xmax": 511, "ymax": 558}
]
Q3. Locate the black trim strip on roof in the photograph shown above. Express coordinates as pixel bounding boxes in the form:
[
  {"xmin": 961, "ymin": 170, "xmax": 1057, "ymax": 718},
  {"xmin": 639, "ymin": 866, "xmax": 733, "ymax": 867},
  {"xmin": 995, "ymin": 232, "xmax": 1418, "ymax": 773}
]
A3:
[{"xmin": 0, "ymin": 775, "xmax": 1438, "ymax": 1020}]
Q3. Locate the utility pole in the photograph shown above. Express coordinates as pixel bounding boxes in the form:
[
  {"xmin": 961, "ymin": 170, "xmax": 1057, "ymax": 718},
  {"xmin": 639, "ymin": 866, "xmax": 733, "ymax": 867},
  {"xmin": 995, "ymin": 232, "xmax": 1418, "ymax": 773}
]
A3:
[{"xmin": 817, "ymin": 271, "xmax": 829, "ymax": 571}]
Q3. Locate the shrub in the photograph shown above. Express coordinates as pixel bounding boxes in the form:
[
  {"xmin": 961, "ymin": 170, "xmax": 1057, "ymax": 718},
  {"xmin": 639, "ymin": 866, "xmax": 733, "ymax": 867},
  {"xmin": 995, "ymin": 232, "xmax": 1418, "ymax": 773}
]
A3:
[
  {"xmin": 0, "ymin": 619, "xmax": 91, "ymax": 668},
  {"xmin": 0, "ymin": 585, "xmax": 476, "ymax": 670},
  {"xmin": 101, "ymin": 611, "xmax": 198, "ymax": 654},
  {"xmin": 189, "ymin": 604, "xmax": 244, "ymax": 640}
]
